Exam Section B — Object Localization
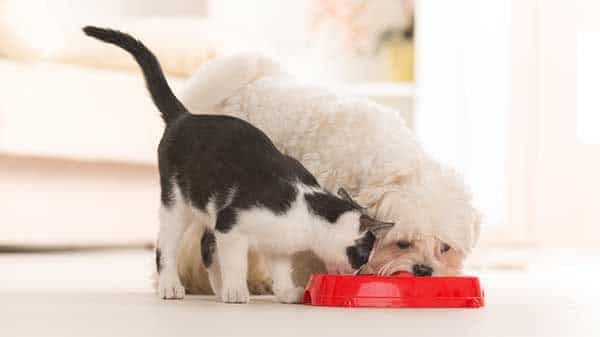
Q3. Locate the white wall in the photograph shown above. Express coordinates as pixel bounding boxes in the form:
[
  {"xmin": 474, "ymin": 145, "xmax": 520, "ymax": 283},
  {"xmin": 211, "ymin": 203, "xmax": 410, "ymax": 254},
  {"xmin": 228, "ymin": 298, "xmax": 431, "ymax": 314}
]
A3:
[
  {"xmin": 417, "ymin": 0, "xmax": 600, "ymax": 248},
  {"xmin": 415, "ymin": 0, "xmax": 511, "ymax": 229},
  {"xmin": 529, "ymin": 0, "xmax": 600, "ymax": 248}
]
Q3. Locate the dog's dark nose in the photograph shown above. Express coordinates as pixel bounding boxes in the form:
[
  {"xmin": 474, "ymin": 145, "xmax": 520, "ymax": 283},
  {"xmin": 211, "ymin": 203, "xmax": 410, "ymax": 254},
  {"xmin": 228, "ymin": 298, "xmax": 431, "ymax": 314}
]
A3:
[{"xmin": 412, "ymin": 264, "xmax": 433, "ymax": 276}]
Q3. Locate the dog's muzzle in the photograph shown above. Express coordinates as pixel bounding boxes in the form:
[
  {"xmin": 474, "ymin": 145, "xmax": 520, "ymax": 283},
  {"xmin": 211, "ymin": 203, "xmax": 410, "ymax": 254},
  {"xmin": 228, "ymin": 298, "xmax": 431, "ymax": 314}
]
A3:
[{"xmin": 412, "ymin": 264, "xmax": 433, "ymax": 276}]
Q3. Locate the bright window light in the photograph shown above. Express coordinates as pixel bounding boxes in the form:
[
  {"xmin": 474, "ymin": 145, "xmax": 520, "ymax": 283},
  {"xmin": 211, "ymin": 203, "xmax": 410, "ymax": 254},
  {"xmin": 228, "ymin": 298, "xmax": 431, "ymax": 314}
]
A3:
[{"xmin": 416, "ymin": 0, "xmax": 511, "ymax": 227}]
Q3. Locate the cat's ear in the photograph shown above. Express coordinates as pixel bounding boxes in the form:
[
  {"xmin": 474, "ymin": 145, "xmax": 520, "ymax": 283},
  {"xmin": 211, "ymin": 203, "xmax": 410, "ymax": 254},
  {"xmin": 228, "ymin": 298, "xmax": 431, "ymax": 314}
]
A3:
[
  {"xmin": 339, "ymin": 187, "xmax": 394, "ymax": 239},
  {"xmin": 359, "ymin": 215, "xmax": 394, "ymax": 239},
  {"xmin": 337, "ymin": 187, "xmax": 366, "ymax": 212}
]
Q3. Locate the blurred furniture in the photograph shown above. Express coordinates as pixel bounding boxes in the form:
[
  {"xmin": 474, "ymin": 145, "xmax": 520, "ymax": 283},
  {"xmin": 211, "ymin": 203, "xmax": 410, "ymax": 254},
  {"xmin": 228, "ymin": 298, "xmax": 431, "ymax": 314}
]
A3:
[{"xmin": 0, "ymin": 1, "xmax": 215, "ymax": 246}]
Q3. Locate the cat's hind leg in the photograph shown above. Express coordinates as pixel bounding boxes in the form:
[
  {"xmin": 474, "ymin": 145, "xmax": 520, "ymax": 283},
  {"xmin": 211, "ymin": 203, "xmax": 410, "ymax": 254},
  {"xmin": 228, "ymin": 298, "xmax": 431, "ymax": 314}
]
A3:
[
  {"xmin": 157, "ymin": 201, "xmax": 191, "ymax": 299},
  {"xmin": 270, "ymin": 256, "xmax": 304, "ymax": 304}
]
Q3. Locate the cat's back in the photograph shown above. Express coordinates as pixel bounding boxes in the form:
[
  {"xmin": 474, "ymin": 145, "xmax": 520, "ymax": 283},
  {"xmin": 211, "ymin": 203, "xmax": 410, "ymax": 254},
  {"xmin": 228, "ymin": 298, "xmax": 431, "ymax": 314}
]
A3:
[
  {"xmin": 159, "ymin": 113, "xmax": 318, "ymax": 187},
  {"xmin": 162, "ymin": 114, "xmax": 279, "ymax": 158}
]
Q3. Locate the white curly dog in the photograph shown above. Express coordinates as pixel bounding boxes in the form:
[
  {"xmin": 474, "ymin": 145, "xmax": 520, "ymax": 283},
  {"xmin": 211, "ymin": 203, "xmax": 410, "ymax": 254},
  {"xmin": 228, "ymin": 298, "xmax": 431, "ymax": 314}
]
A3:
[{"xmin": 174, "ymin": 53, "xmax": 481, "ymax": 294}]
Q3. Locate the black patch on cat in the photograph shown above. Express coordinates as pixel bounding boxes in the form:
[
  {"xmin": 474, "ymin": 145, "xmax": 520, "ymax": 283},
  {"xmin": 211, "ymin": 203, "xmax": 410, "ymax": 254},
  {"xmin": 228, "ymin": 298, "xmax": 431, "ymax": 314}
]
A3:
[
  {"xmin": 201, "ymin": 230, "xmax": 217, "ymax": 268},
  {"xmin": 215, "ymin": 208, "xmax": 238, "ymax": 233},
  {"xmin": 159, "ymin": 173, "xmax": 174, "ymax": 207},
  {"xmin": 158, "ymin": 114, "xmax": 318, "ymax": 233},
  {"xmin": 345, "ymin": 231, "xmax": 376, "ymax": 269},
  {"xmin": 305, "ymin": 192, "xmax": 359, "ymax": 223},
  {"xmin": 155, "ymin": 248, "xmax": 162, "ymax": 273}
]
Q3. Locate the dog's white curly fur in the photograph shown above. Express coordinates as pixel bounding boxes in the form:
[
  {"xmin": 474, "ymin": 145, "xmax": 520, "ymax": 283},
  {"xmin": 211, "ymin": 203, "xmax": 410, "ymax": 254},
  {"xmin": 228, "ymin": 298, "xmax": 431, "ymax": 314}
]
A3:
[{"xmin": 176, "ymin": 53, "xmax": 480, "ymax": 291}]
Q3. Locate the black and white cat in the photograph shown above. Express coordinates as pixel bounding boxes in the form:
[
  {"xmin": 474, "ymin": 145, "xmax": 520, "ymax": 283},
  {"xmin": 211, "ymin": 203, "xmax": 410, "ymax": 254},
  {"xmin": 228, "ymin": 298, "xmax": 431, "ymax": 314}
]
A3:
[{"xmin": 84, "ymin": 26, "xmax": 394, "ymax": 304}]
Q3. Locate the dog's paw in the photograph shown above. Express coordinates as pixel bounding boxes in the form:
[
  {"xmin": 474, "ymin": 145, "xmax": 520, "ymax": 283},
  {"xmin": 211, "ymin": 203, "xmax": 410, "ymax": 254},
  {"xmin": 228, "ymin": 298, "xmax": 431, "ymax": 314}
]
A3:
[
  {"xmin": 275, "ymin": 286, "xmax": 304, "ymax": 304},
  {"xmin": 220, "ymin": 284, "xmax": 250, "ymax": 304},
  {"xmin": 248, "ymin": 279, "xmax": 272, "ymax": 295},
  {"xmin": 158, "ymin": 275, "xmax": 185, "ymax": 300}
]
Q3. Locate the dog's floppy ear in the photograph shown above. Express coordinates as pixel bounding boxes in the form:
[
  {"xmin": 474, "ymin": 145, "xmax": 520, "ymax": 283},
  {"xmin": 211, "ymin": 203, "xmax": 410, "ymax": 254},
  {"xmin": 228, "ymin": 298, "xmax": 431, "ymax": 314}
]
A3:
[
  {"xmin": 359, "ymin": 215, "xmax": 394, "ymax": 239},
  {"xmin": 337, "ymin": 187, "xmax": 366, "ymax": 212}
]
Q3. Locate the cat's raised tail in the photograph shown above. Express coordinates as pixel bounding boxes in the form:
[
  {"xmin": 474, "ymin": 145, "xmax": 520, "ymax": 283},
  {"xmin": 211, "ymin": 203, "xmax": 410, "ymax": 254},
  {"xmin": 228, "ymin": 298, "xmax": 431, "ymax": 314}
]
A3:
[{"xmin": 83, "ymin": 26, "xmax": 187, "ymax": 124}]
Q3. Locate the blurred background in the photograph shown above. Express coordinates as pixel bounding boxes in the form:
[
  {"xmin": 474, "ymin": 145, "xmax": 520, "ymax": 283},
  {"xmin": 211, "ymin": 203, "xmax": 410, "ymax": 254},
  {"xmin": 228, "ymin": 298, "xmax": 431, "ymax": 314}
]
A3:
[
  {"xmin": 2, "ymin": 0, "xmax": 599, "ymax": 256},
  {"xmin": 0, "ymin": 0, "xmax": 599, "ymax": 305}
]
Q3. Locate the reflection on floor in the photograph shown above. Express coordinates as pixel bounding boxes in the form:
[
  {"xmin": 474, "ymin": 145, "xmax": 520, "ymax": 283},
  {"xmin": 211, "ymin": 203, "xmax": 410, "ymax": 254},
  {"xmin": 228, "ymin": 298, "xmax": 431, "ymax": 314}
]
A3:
[{"xmin": 1, "ymin": 249, "xmax": 598, "ymax": 337}]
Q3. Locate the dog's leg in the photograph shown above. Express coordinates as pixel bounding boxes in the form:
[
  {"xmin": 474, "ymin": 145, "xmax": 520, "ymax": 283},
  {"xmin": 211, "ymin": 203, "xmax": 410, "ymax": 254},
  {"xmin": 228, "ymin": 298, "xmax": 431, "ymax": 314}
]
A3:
[
  {"xmin": 271, "ymin": 256, "xmax": 304, "ymax": 304},
  {"xmin": 156, "ymin": 204, "xmax": 189, "ymax": 299},
  {"xmin": 214, "ymin": 230, "xmax": 250, "ymax": 303},
  {"xmin": 247, "ymin": 250, "xmax": 273, "ymax": 295}
]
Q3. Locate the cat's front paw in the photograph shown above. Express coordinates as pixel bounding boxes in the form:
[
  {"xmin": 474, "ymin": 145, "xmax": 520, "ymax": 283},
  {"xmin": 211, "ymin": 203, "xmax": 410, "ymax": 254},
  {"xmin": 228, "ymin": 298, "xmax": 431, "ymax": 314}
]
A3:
[
  {"xmin": 220, "ymin": 284, "xmax": 250, "ymax": 304},
  {"xmin": 158, "ymin": 274, "xmax": 185, "ymax": 300},
  {"xmin": 275, "ymin": 286, "xmax": 304, "ymax": 304}
]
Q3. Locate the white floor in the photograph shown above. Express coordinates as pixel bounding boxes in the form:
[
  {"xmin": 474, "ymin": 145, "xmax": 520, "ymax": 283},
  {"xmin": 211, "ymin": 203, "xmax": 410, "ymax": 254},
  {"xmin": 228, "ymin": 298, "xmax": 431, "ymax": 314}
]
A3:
[{"xmin": 1, "ymin": 249, "xmax": 598, "ymax": 337}]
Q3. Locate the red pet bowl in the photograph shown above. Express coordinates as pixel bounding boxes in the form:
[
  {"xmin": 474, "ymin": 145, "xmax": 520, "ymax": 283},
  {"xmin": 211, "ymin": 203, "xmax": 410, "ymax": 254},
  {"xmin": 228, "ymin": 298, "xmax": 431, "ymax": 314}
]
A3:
[{"xmin": 302, "ymin": 273, "xmax": 484, "ymax": 308}]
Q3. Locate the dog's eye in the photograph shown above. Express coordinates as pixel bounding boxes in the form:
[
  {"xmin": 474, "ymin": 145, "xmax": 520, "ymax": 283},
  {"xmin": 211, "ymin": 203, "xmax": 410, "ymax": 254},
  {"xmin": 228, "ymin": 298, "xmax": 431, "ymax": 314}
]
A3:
[
  {"xmin": 441, "ymin": 243, "xmax": 451, "ymax": 254},
  {"xmin": 396, "ymin": 240, "xmax": 411, "ymax": 249}
]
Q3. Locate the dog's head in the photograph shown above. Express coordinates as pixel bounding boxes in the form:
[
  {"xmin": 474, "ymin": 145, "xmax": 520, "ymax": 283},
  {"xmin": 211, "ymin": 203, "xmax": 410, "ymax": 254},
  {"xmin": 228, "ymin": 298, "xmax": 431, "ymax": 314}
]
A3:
[
  {"xmin": 355, "ymin": 160, "xmax": 481, "ymax": 276},
  {"xmin": 364, "ymin": 233, "xmax": 466, "ymax": 276}
]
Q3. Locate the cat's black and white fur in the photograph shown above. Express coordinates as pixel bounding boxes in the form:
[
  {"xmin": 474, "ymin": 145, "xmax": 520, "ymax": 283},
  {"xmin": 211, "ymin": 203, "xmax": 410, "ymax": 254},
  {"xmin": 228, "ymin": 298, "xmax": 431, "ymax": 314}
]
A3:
[{"xmin": 84, "ymin": 26, "xmax": 393, "ymax": 303}]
